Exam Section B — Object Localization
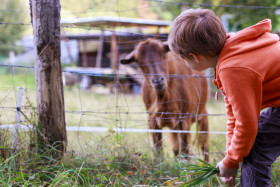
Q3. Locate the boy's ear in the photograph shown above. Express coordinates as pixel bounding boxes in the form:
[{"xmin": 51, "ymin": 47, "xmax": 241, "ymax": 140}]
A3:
[{"xmin": 189, "ymin": 53, "xmax": 200, "ymax": 63}]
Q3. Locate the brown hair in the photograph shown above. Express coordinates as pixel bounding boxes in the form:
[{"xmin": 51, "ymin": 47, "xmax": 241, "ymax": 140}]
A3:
[{"xmin": 168, "ymin": 8, "xmax": 226, "ymax": 60}]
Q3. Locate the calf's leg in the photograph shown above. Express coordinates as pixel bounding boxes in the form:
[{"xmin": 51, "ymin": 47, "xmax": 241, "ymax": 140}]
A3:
[
  {"xmin": 197, "ymin": 115, "xmax": 209, "ymax": 161},
  {"xmin": 180, "ymin": 120, "xmax": 191, "ymax": 158},
  {"xmin": 169, "ymin": 132, "xmax": 180, "ymax": 156},
  {"xmin": 149, "ymin": 115, "xmax": 162, "ymax": 154}
]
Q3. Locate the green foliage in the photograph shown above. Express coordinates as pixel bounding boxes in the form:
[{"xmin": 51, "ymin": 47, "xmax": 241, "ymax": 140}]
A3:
[
  {"xmin": 211, "ymin": 0, "xmax": 280, "ymax": 31},
  {"xmin": 0, "ymin": 71, "xmax": 36, "ymax": 88},
  {"xmin": 149, "ymin": 0, "xmax": 183, "ymax": 21},
  {"xmin": 272, "ymin": 160, "xmax": 280, "ymax": 185},
  {"xmin": 0, "ymin": 138, "xmax": 223, "ymax": 186},
  {"xmin": 60, "ymin": 0, "xmax": 138, "ymax": 18},
  {"xmin": 59, "ymin": 0, "xmax": 280, "ymax": 33},
  {"xmin": 0, "ymin": 0, "xmax": 27, "ymax": 56},
  {"xmin": 150, "ymin": 0, "xmax": 280, "ymax": 31},
  {"xmin": 179, "ymin": 156, "xmax": 220, "ymax": 186},
  {"xmin": 0, "ymin": 103, "xmax": 222, "ymax": 186}
]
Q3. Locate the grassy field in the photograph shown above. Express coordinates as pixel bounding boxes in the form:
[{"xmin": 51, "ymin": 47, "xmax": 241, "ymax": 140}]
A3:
[{"xmin": 0, "ymin": 72, "xmax": 279, "ymax": 186}]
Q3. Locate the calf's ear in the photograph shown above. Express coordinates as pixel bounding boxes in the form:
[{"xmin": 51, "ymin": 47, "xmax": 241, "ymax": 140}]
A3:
[
  {"xmin": 163, "ymin": 41, "xmax": 170, "ymax": 52},
  {"xmin": 120, "ymin": 50, "xmax": 136, "ymax": 64}
]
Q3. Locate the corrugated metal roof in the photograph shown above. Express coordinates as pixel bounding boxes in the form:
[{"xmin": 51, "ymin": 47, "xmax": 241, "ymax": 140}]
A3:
[
  {"xmin": 64, "ymin": 32, "xmax": 168, "ymax": 40},
  {"xmin": 61, "ymin": 16, "xmax": 172, "ymax": 28}
]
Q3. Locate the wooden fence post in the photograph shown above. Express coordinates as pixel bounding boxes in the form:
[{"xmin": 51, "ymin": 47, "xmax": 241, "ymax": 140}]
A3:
[
  {"xmin": 111, "ymin": 29, "xmax": 119, "ymax": 72},
  {"xmin": 96, "ymin": 30, "xmax": 104, "ymax": 68},
  {"xmin": 29, "ymin": 0, "xmax": 67, "ymax": 156}
]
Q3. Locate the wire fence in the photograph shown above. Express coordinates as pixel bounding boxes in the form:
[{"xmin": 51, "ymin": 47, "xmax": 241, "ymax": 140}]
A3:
[
  {"xmin": 0, "ymin": 64, "xmax": 225, "ymax": 126},
  {"xmin": 1, "ymin": 0, "xmax": 277, "ymax": 156}
]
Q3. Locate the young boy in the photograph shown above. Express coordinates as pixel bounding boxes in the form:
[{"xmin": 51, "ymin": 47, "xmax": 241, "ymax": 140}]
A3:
[{"xmin": 168, "ymin": 8, "xmax": 280, "ymax": 186}]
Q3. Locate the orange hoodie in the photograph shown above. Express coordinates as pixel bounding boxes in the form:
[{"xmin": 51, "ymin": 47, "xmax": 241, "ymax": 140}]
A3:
[{"xmin": 213, "ymin": 19, "xmax": 280, "ymax": 168}]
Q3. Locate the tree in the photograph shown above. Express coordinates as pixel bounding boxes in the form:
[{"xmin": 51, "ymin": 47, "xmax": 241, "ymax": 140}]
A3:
[{"xmin": 0, "ymin": 0, "xmax": 27, "ymax": 56}]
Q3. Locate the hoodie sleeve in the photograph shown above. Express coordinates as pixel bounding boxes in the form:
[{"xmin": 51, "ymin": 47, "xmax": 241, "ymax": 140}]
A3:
[
  {"xmin": 223, "ymin": 95, "xmax": 236, "ymax": 150},
  {"xmin": 219, "ymin": 67, "xmax": 262, "ymax": 168}
]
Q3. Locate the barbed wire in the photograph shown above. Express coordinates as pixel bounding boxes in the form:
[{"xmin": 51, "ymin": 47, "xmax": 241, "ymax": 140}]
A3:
[
  {"xmin": 0, "ymin": 106, "xmax": 226, "ymax": 117},
  {"xmin": 0, "ymin": 64, "xmax": 34, "ymax": 69},
  {"xmin": 0, "ymin": 43, "xmax": 34, "ymax": 50},
  {"xmin": 145, "ymin": 0, "xmax": 280, "ymax": 9},
  {"xmin": 0, "ymin": 21, "xmax": 169, "ymax": 39},
  {"xmin": 0, "ymin": 1, "xmax": 279, "ymax": 16},
  {"xmin": 61, "ymin": 25, "xmax": 169, "ymax": 38},
  {"xmin": 0, "ymin": 22, "xmax": 31, "ymax": 26},
  {"xmin": 0, "ymin": 37, "xmax": 166, "ymax": 51},
  {"xmin": 0, "ymin": 63, "xmax": 214, "ymax": 79}
]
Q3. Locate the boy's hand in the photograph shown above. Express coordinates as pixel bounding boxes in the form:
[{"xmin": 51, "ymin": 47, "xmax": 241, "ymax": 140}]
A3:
[
  {"xmin": 216, "ymin": 161, "xmax": 237, "ymax": 178},
  {"xmin": 220, "ymin": 176, "xmax": 236, "ymax": 186}
]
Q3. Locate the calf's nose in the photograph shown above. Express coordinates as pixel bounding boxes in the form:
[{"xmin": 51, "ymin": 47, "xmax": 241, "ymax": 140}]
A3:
[{"xmin": 152, "ymin": 77, "xmax": 164, "ymax": 85}]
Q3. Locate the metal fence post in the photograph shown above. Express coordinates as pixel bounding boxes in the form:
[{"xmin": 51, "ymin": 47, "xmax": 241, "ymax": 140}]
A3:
[{"xmin": 11, "ymin": 87, "xmax": 24, "ymax": 152}]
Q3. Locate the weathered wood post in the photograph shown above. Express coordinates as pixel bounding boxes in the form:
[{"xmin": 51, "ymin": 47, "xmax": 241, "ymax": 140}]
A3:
[
  {"xmin": 111, "ymin": 29, "xmax": 118, "ymax": 72},
  {"xmin": 96, "ymin": 30, "xmax": 104, "ymax": 68},
  {"xmin": 29, "ymin": 0, "xmax": 67, "ymax": 156}
]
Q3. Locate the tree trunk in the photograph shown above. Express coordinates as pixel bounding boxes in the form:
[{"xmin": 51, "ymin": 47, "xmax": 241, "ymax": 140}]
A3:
[{"xmin": 29, "ymin": 0, "xmax": 67, "ymax": 156}]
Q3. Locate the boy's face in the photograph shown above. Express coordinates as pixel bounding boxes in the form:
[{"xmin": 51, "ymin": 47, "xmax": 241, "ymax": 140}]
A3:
[
  {"xmin": 183, "ymin": 54, "xmax": 218, "ymax": 71},
  {"xmin": 183, "ymin": 58, "xmax": 203, "ymax": 71}
]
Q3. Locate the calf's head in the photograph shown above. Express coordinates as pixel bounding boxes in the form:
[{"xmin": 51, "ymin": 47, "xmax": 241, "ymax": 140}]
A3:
[{"xmin": 120, "ymin": 39, "xmax": 170, "ymax": 93}]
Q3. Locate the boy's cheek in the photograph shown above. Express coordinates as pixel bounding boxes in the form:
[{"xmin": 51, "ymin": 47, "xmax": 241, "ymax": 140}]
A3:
[
  {"xmin": 184, "ymin": 61, "xmax": 193, "ymax": 68},
  {"xmin": 184, "ymin": 61, "xmax": 197, "ymax": 70}
]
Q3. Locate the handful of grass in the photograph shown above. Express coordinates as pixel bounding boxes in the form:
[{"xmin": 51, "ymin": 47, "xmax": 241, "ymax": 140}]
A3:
[{"xmin": 183, "ymin": 156, "xmax": 219, "ymax": 186}]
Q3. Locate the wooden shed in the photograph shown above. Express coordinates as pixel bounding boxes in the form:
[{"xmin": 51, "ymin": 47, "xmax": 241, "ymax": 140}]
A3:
[
  {"xmin": 61, "ymin": 16, "xmax": 171, "ymax": 93},
  {"xmin": 61, "ymin": 16, "xmax": 170, "ymax": 69}
]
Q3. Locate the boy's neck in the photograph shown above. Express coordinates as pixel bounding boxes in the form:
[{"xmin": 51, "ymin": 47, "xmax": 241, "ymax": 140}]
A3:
[{"xmin": 209, "ymin": 55, "xmax": 219, "ymax": 68}]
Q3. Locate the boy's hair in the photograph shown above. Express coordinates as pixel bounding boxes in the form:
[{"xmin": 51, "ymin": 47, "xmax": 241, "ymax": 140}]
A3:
[{"xmin": 168, "ymin": 8, "xmax": 226, "ymax": 60}]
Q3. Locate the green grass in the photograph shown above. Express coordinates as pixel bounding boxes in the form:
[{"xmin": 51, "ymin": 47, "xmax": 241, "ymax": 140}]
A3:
[
  {"xmin": 0, "ymin": 130, "xmax": 225, "ymax": 186},
  {"xmin": 0, "ymin": 72, "xmax": 279, "ymax": 186},
  {"xmin": 0, "ymin": 69, "xmax": 36, "ymax": 89},
  {"xmin": 179, "ymin": 156, "xmax": 220, "ymax": 186}
]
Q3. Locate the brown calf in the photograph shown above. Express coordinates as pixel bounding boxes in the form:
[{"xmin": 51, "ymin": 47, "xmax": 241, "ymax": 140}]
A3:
[{"xmin": 120, "ymin": 38, "xmax": 209, "ymax": 161}]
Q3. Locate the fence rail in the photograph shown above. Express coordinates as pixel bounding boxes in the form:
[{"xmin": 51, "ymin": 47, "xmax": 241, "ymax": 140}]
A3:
[{"xmin": 1, "ymin": 124, "xmax": 227, "ymax": 134}]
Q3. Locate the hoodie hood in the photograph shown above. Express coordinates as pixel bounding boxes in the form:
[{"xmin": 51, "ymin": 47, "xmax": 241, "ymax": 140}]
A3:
[{"xmin": 217, "ymin": 19, "xmax": 279, "ymax": 65}]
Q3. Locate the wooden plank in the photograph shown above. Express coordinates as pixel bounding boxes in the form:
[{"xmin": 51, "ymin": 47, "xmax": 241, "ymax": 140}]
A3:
[
  {"xmin": 111, "ymin": 30, "xmax": 118, "ymax": 72},
  {"xmin": 96, "ymin": 30, "xmax": 104, "ymax": 68},
  {"xmin": 81, "ymin": 40, "xmax": 88, "ymax": 67}
]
